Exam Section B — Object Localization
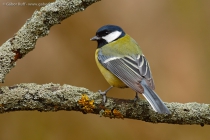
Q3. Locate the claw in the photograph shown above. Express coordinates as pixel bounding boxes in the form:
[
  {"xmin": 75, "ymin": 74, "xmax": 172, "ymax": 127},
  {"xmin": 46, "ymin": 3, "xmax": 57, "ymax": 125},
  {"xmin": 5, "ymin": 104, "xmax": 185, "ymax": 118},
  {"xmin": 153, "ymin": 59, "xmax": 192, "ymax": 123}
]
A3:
[
  {"xmin": 98, "ymin": 90, "xmax": 107, "ymax": 103},
  {"xmin": 98, "ymin": 86, "xmax": 113, "ymax": 103},
  {"xmin": 133, "ymin": 92, "xmax": 139, "ymax": 102}
]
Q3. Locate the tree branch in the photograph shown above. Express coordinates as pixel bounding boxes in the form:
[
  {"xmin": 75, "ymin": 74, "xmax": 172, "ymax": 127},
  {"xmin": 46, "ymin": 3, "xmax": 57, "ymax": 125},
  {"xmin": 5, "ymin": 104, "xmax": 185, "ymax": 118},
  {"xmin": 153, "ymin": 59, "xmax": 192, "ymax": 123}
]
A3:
[
  {"xmin": 0, "ymin": 83, "xmax": 209, "ymax": 126},
  {"xmin": 0, "ymin": 0, "xmax": 100, "ymax": 83}
]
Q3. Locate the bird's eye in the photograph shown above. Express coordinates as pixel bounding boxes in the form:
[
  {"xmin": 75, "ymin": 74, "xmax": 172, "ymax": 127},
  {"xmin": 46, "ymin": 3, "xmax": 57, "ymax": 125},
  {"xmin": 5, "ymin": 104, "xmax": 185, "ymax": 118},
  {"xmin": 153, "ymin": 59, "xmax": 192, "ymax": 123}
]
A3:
[
  {"xmin": 97, "ymin": 31, "xmax": 110, "ymax": 37},
  {"xmin": 103, "ymin": 31, "xmax": 110, "ymax": 36}
]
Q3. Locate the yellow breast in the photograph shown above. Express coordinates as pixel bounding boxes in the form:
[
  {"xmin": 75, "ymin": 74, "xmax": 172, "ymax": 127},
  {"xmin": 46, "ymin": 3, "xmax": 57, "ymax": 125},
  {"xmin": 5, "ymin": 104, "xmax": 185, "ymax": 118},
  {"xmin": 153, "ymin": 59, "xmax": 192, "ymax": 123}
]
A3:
[{"xmin": 95, "ymin": 49, "xmax": 127, "ymax": 88}]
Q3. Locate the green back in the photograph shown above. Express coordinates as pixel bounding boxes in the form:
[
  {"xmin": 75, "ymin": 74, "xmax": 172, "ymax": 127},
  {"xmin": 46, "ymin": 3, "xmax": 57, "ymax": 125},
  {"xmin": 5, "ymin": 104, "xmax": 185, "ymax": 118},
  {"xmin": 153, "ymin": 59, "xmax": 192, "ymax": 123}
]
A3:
[{"xmin": 100, "ymin": 34, "xmax": 142, "ymax": 57}]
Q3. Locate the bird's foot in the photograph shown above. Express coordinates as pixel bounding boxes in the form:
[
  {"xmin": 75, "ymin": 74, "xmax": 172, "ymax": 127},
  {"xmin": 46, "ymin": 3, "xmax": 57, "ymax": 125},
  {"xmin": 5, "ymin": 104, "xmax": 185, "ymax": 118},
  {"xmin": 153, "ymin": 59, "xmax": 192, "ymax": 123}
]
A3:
[
  {"xmin": 133, "ymin": 92, "xmax": 139, "ymax": 102},
  {"xmin": 98, "ymin": 86, "xmax": 113, "ymax": 103},
  {"xmin": 98, "ymin": 90, "xmax": 107, "ymax": 103}
]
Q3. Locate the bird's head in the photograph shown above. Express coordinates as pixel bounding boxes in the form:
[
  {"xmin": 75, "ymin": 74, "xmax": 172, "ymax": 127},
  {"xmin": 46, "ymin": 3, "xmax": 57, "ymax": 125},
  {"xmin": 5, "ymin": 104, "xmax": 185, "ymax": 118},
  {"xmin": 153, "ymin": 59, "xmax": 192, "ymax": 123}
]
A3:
[{"xmin": 90, "ymin": 25, "xmax": 125, "ymax": 48}]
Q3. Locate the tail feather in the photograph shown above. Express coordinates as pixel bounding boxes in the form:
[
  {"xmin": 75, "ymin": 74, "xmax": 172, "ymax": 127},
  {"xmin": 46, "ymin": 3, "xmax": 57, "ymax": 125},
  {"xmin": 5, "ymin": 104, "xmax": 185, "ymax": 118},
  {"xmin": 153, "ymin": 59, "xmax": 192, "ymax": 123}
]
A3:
[{"xmin": 141, "ymin": 80, "xmax": 170, "ymax": 114}]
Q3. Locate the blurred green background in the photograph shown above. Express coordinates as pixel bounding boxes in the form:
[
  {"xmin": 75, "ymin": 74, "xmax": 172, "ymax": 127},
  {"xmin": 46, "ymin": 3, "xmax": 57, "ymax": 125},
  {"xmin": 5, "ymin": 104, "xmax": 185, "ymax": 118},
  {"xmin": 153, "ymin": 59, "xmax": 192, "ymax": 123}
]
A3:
[{"xmin": 0, "ymin": 0, "xmax": 210, "ymax": 139}]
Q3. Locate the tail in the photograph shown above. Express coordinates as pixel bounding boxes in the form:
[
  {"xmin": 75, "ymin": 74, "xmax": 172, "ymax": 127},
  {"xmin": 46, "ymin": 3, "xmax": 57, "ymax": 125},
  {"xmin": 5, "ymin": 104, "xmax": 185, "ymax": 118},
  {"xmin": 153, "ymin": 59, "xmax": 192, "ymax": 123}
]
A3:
[{"xmin": 141, "ymin": 80, "xmax": 170, "ymax": 114}]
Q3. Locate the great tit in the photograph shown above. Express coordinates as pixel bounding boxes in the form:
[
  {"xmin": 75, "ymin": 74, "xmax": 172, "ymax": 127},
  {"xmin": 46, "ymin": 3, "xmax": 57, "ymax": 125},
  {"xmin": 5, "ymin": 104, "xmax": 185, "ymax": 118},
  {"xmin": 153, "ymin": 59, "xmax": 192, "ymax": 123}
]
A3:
[{"xmin": 90, "ymin": 25, "xmax": 170, "ymax": 114}]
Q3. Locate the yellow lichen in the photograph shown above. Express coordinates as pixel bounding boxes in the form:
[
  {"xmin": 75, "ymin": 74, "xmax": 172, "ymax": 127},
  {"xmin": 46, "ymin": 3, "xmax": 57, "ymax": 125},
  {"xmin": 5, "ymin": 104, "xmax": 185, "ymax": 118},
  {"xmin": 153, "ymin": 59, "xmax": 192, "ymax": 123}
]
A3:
[
  {"xmin": 78, "ymin": 94, "xmax": 95, "ymax": 113},
  {"xmin": 102, "ymin": 109, "xmax": 124, "ymax": 119},
  {"xmin": 103, "ymin": 109, "xmax": 112, "ymax": 117},
  {"xmin": 112, "ymin": 109, "xmax": 124, "ymax": 119}
]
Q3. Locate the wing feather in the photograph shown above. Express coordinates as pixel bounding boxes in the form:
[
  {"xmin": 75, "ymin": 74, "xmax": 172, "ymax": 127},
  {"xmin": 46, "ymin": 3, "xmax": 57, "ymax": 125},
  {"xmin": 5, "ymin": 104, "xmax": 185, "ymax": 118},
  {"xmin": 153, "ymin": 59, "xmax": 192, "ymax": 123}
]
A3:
[
  {"xmin": 137, "ymin": 55, "xmax": 155, "ymax": 89},
  {"xmin": 106, "ymin": 59, "xmax": 144, "ymax": 93},
  {"xmin": 98, "ymin": 50, "xmax": 154, "ymax": 92}
]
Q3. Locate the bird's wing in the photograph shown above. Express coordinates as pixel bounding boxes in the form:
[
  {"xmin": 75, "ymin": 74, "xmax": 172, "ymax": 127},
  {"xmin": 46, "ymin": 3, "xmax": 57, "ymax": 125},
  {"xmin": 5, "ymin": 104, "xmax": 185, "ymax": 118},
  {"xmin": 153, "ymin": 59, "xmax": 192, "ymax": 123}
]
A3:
[
  {"xmin": 136, "ymin": 54, "xmax": 155, "ymax": 90},
  {"xmin": 98, "ymin": 50, "xmax": 155, "ymax": 93}
]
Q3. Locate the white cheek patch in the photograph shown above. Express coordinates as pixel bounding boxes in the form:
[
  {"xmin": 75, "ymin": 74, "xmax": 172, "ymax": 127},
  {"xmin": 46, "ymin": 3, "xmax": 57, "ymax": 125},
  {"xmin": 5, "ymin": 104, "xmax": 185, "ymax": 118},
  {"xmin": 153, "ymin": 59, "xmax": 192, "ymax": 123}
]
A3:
[{"xmin": 102, "ymin": 31, "xmax": 122, "ymax": 43}]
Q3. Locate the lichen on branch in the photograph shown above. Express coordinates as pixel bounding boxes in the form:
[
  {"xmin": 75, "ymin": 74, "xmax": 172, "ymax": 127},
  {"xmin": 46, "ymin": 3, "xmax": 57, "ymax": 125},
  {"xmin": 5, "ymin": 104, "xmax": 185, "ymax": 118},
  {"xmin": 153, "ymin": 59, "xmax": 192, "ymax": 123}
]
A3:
[
  {"xmin": 0, "ymin": 83, "xmax": 210, "ymax": 126},
  {"xmin": 0, "ymin": 0, "xmax": 101, "ymax": 83}
]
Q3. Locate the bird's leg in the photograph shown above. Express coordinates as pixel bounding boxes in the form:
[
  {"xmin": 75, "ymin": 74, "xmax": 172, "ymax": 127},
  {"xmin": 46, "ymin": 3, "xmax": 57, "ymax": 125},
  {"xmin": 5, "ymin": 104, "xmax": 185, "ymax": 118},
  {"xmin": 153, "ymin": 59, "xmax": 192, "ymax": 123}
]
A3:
[
  {"xmin": 98, "ymin": 86, "xmax": 113, "ymax": 103},
  {"xmin": 134, "ymin": 92, "xmax": 139, "ymax": 102}
]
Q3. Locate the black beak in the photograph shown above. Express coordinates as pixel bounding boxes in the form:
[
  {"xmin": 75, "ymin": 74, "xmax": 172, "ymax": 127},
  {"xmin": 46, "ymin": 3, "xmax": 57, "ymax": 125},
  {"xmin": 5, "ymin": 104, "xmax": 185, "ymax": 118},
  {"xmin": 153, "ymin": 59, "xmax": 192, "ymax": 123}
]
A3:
[{"xmin": 90, "ymin": 36, "xmax": 100, "ymax": 41}]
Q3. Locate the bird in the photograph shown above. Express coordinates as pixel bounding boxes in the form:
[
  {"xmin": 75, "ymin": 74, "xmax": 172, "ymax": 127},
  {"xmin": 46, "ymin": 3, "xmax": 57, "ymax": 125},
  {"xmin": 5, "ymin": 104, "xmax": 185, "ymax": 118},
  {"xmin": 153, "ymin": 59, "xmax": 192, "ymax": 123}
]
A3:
[{"xmin": 90, "ymin": 25, "xmax": 170, "ymax": 114}]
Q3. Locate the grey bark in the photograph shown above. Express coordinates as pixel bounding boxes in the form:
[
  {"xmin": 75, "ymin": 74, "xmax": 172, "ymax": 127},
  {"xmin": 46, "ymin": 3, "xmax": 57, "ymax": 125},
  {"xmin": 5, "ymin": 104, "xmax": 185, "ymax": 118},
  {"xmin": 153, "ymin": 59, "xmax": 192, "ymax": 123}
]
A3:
[
  {"xmin": 0, "ymin": 83, "xmax": 210, "ymax": 126},
  {"xmin": 0, "ymin": 0, "xmax": 100, "ymax": 83}
]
